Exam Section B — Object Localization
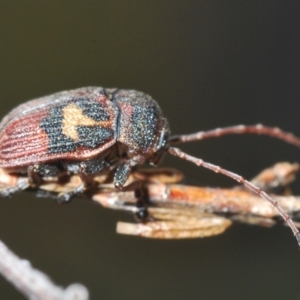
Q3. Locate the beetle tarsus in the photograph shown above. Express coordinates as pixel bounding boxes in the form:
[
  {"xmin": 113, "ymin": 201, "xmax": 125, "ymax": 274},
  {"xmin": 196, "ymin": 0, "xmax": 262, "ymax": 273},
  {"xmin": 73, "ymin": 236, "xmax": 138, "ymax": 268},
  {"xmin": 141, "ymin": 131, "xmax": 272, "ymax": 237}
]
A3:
[
  {"xmin": 135, "ymin": 206, "xmax": 149, "ymax": 221},
  {"xmin": 0, "ymin": 186, "xmax": 20, "ymax": 197},
  {"xmin": 134, "ymin": 186, "xmax": 150, "ymax": 221},
  {"xmin": 57, "ymin": 184, "xmax": 85, "ymax": 204},
  {"xmin": 0, "ymin": 180, "xmax": 30, "ymax": 198}
]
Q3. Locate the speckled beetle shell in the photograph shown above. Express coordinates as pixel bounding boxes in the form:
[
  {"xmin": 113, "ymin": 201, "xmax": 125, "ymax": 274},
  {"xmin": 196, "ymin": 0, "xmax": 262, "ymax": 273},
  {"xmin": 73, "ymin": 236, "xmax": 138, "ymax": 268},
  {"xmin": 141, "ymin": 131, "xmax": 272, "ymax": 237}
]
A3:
[{"xmin": 0, "ymin": 87, "xmax": 170, "ymax": 175}]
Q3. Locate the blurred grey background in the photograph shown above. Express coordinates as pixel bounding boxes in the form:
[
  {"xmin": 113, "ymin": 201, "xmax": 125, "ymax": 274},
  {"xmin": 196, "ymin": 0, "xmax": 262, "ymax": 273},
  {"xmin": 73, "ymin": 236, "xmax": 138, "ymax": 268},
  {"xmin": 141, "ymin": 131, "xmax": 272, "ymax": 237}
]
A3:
[{"xmin": 1, "ymin": 1, "xmax": 300, "ymax": 299}]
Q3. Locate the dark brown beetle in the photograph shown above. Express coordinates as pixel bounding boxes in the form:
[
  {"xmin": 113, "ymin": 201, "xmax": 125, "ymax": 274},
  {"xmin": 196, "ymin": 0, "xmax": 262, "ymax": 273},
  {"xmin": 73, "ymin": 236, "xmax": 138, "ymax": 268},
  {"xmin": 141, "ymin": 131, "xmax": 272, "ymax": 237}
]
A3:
[
  {"xmin": 0, "ymin": 88, "xmax": 169, "ymax": 195},
  {"xmin": 1, "ymin": 86, "xmax": 300, "ymax": 246}
]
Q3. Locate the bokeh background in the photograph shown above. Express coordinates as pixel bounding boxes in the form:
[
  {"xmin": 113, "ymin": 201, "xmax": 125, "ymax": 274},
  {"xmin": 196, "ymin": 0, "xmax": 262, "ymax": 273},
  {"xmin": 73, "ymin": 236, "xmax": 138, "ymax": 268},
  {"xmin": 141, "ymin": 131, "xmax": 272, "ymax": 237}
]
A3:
[{"xmin": 1, "ymin": 1, "xmax": 300, "ymax": 299}]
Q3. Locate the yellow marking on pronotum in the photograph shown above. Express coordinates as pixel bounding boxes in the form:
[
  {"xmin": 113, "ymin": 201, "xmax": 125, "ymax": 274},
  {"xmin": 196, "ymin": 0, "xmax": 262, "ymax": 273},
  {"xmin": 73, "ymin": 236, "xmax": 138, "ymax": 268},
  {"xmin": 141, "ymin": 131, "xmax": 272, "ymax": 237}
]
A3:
[{"xmin": 62, "ymin": 103, "xmax": 111, "ymax": 141}]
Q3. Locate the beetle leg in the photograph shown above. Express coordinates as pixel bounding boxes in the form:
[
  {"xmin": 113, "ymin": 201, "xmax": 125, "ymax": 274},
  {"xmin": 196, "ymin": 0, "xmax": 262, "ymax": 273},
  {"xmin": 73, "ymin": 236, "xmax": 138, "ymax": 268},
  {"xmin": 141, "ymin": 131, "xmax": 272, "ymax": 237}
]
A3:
[
  {"xmin": 78, "ymin": 163, "xmax": 96, "ymax": 188},
  {"xmin": 79, "ymin": 158, "xmax": 111, "ymax": 175},
  {"xmin": 114, "ymin": 162, "xmax": 131, "ymax": 190},
  {"xmin": 28, "ymin": 163, "xmax": 62, "ymax": 186},
  {"xmin": 78, "ymin": 159, "xmax": 110, "ymax": 187},
  {"xmin": 57, "ymin": 159, "xmax": 111, "ymax": 203},
  {"xmin": 27, "ymin": 165, "xmax": 42, "ymax": 186},
  {"xmin": 115, "ymin": 177, "xmax": 151, "ymax": 221}
]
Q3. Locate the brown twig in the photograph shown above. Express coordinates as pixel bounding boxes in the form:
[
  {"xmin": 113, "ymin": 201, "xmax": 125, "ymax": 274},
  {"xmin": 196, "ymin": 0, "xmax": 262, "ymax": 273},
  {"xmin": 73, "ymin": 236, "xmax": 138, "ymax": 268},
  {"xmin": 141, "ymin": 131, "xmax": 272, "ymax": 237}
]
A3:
[{"xmin": 0, "ymin": 163, "xmax": 299, "ymax": 297}]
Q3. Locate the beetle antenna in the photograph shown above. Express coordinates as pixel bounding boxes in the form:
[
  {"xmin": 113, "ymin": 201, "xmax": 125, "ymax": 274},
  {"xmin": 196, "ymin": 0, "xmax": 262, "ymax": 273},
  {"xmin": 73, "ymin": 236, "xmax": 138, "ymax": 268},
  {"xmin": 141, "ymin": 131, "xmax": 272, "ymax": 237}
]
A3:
[
  {"xmin": 168, "ymin": 146, "xmax": 300, "ymax": 247},
  {"xmin": 169, "ymin": 124, "xmax": 300, "ymax": 149}
]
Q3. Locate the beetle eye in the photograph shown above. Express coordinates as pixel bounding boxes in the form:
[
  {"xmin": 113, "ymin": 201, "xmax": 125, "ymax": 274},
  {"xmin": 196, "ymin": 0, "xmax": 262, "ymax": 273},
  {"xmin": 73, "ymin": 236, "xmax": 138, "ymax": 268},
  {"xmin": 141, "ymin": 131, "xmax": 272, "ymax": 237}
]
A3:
[{"xmin": 156, "ymin": 118, "xmax": 170, "ymax": 152}]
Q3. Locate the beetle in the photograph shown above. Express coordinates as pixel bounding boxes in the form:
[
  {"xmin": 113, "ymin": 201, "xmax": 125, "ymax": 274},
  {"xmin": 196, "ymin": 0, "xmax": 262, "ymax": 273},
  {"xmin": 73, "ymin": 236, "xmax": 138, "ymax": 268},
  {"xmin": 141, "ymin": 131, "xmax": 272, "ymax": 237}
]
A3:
[
  {"xmin": 1, "ymin": 86, "xmax": 300, "ymax": 246},
  {"xmin": 0, "ymin": 87, "xmax": 170, "ymax": 200}
]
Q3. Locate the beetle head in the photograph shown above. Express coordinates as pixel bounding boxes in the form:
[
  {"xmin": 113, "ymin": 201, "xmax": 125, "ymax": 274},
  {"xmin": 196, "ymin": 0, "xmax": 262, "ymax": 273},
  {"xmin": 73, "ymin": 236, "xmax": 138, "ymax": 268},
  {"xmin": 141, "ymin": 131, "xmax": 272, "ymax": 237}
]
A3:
[{"xmin": 148, "ymin": 117, "xmax": 170, "ymax": 166}]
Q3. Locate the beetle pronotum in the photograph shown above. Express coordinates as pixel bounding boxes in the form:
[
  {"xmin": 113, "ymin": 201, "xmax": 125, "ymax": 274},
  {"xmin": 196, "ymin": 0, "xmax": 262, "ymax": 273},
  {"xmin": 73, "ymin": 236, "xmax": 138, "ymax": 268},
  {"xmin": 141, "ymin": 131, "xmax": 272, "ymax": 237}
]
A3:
[{"xmin": 0, "ymin": 87, "xmax": 300, "ymax": 245}]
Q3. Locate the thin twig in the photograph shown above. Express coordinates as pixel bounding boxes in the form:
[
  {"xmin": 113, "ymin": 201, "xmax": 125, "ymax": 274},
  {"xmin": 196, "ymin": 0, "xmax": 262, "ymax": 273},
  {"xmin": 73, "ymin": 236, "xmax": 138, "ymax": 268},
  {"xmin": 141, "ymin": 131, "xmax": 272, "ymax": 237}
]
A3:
[{"xmin": 0, "ymin": 239, "xmax": 89, "ymax": 300}]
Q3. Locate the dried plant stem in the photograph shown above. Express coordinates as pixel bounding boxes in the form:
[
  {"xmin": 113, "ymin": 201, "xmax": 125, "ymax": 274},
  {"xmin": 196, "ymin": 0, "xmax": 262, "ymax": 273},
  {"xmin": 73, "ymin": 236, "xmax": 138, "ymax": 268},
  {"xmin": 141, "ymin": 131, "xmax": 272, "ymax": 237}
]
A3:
[
  {"xmin": 169, "ymin": 147, "xmax": 300, "ymax": 246},
  {"xmin": 0, "ymin": 239, "xmax": 89, "ymax": 300}
]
